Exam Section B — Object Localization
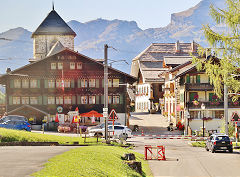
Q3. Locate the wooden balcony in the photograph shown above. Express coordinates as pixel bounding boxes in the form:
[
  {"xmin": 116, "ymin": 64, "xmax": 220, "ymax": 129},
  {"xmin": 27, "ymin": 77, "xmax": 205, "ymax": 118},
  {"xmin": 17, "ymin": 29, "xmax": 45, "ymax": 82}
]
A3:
[
  {"xmin": 187, "ymin": 101, "xmax": 224, "ymax": 109},
  {"xmin": 185, "ymin": 83, "xmax": 214, "ymax": 91}
]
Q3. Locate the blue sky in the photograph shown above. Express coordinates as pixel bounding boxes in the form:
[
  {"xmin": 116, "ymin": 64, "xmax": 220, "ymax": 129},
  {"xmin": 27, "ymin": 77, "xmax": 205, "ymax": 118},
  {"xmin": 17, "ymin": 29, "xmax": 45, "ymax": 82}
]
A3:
[{"xmin": 0, "ymin": 0, "xmax": 202, "ymax": 33}]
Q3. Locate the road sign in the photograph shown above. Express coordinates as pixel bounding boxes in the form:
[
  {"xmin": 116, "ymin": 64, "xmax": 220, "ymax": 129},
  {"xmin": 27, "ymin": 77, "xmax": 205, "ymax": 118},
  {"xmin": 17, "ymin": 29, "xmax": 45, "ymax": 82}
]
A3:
[
  {"xmin": 103, "ymin": 112, "xmax": 108, "ymax": 117},
  {"xmin": 103, "ymin": 108, "xmax": 108, "ymax": 112},
  {"xmin": 108, "ymin": 109, "xmax": 119, "ymax": 120}
]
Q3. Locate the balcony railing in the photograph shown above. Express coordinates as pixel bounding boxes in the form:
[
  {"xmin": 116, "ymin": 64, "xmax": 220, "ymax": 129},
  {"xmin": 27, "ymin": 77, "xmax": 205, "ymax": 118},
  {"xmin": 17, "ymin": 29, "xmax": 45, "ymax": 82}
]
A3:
[
  {"xmin": 187, "ymin": 101, "xmax": 224, "ymax": 109},
  {"xmin": 187, "ymin": 101, "xmax": 240, "ymax": 109},
  {"xmin": 185, "ymin": 83, "xmax": 214, "ymax": 91}
]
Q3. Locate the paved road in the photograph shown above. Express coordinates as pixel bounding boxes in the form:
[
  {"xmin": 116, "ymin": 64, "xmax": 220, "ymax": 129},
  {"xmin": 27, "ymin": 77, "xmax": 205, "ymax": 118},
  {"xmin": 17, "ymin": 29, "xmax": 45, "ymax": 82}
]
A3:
[
  {"xmin": 0, "ymin": 146, "xmax": 76, "ymax": 177},
  {"xmin": 130, "ymin": 136, "xmax": 240, "ymax": 177}
]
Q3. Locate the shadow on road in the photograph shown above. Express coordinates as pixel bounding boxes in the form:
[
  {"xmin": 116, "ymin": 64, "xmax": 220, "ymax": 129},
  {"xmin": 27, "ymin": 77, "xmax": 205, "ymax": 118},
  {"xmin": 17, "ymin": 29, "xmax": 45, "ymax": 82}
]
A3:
[{"xmin": 129, "ymin": 125, "xmax": 182, "ymax": 135}]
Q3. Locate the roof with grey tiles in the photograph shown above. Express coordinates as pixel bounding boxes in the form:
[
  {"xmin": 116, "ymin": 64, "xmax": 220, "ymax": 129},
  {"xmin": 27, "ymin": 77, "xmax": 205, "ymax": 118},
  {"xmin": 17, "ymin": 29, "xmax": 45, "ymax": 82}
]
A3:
[
  {"xmin": 47, "ymin": 41, "xmax": 65, "ymax": 57},
  {"xmin": 32, "ymin": 10, "xmax": 76, "ymax": 37},
  {"xmin": 131, "ymin": 41, "xmax": 199, "ymax": 82}
]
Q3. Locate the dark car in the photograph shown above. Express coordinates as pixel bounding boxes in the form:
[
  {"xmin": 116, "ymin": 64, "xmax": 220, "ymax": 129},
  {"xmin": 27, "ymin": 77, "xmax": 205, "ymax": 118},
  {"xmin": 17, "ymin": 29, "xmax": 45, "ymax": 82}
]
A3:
[
  {"xmin": 206, "ymin": 134, "xmax": 233, "ymax": 153},
  {"xmin": 0, "ymin": 115, "xmax": 28, "ymax": 123},
  {"xmin": 0, "ymin": 120, "xmax": 31, "ymax": 131}
]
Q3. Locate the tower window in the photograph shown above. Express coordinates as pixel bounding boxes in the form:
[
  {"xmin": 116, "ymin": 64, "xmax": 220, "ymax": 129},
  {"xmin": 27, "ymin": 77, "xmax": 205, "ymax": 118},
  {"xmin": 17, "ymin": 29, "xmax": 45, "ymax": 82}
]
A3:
[
  {"xmin": 70, "ymin": 62, "xmax": 75, "ymax": 70},
  {"xmin": 51, "ymin": 63, "xmax": 56, "ymax": 70}
]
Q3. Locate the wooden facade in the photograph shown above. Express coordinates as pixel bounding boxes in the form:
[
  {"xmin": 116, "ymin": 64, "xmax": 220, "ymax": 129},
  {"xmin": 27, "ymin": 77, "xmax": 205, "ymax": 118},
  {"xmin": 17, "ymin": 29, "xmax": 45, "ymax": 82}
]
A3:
[{"xmin": 0, "ymin": 49, "xmax": 136, "ymax": 124}]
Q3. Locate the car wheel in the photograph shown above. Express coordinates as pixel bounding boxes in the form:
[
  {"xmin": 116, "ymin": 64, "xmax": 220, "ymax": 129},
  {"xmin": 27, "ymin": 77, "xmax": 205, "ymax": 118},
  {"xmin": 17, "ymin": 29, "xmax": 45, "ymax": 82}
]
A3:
[
  {"xmin": 205, "ymin": 146, "xmax": 209, "ymax": 151},
  {"xmin": 211, "ymin": 148, "xmax": 215, "ymax": 153},
  {"xmin": 94, "ymin": 133, "xmax": 103, "ymax": 137}
]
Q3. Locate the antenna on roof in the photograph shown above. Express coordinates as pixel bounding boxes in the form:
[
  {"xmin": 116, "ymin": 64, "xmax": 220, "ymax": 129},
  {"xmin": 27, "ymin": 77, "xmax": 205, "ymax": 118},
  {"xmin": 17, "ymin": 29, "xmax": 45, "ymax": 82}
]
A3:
[{"xmin": 52, "ymin": 1, "xmax": 55, "ymax": 11}]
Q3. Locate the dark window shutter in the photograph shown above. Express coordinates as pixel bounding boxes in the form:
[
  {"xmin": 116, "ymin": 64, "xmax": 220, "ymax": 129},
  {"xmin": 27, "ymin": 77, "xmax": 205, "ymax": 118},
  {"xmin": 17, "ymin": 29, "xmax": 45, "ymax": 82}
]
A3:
[
  {"xmin": 120, "ymin": 94, "xmax": 124, "ymax": 104},
  {"xmin": 44, "ymin": 80, "xmax": 48, "ymax": 88},
  {"xmin": 10, "ymin": 80, "xmax": 14, "ymax": 88},
  {"xmin": 43, "ymin": 95, "xmax": 47, "ymax": 105},
  {"xmin": 77, "ymin": 95, "xmax": 81, "ymax": 104},
  {"xmin": 190, "ymin": 92, "xmax": 196, "ymax": 102},
  {"xmin": 9, "ymin": 96, "xmax": 12, "ymax": 105},
  {"xmin": 96, "ymin": 79, "xmax": 99, "ymax": 88},
  {"xmin": 38, "ymin": 96, "xmax": 42, "ymax": 105},
  {"xmin": 209, "ymin": 93, "xmax": 214, "ymax": 101},
  {"xmin": 72, "ymin": 95, "xmax": 76, "ymax": 104},
  {"xmin": 71, "ymin": 80, "xmax": 75, "ymax": 88},
  {"xmin": 196, "ymin": 75, "xmax": 200, "ymax": 83},
  {"xmin": 96, "ymin": 96, "xmax": 100, "ymax": 104},
  {"xmin": 186, "ymin": 75, "xmax": 190, "ymax": 83},
  {"xmin": 101, "ymin": 95, "xmax": 104, "ymax": 104},
  {"xmin": 37, "ymin": 80, "xmax": 41, "ymax": 88},
  {"xmin": 77, "ymin": 79, "xmax": 81, "ymax": 88}
]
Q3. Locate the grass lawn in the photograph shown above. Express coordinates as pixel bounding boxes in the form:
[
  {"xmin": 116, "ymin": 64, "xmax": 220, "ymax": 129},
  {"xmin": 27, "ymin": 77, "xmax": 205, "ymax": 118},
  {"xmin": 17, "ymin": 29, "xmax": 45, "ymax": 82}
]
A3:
[
  {"xmin": 33, "ymin": 146, "xmax": 152, "ymax": 177},
  {"xmin": 0, "ymin": 128, "xmax": 99, "ymax": 144},
  {"xmin": 191, "ymin": 141, "xmax": 206, "ymax": 147}
]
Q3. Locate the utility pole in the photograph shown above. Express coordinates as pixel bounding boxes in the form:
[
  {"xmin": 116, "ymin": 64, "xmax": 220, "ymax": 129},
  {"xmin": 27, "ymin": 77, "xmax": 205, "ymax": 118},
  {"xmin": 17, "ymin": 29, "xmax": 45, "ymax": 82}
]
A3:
[
  {"xmin": 224, "ymin": 84, "xmax": 229, "ymax": 135},
  {"xmin": 104, "ymin": 44, "xmax": 109, "ymax": 140}
]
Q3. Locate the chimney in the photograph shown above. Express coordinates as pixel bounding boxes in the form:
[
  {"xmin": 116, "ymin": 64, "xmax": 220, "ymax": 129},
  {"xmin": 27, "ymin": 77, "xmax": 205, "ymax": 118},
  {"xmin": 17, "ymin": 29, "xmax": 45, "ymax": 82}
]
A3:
[
  {"xmin": 191, "ymin": 40, "xmax": 196, "ymax": 52},
  {"xmin": 175, "ymin": 40, "xmax": 180, "ymax": 53},
  {"xmin": 6, "ymin": 68, "xmax": 11, "ymax": 74}
]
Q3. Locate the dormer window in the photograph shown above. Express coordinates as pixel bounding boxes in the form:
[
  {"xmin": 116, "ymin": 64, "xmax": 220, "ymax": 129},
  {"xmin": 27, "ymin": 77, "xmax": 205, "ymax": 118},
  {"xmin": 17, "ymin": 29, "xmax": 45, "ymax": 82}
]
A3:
[
  {"xmin": 58, "ymin": 63, "xmax": 63, "ymax": 70},
  {"xmin": 77, "ymin": 62, "xmax": 82, "ymax": 69},
  {"xmin": 51, "ymin": 63, "xmax": 56, "ymax": 70},
  {"xmin": 70, "ymin": 62, "xmax": 75, "ymax": 70}
]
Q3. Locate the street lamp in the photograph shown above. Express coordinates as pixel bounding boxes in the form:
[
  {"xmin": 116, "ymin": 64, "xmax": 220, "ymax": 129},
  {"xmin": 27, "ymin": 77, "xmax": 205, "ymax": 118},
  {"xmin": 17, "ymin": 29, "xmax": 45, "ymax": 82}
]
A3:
[{"xmin": 201, "ymin": 103, "xmax": 206, "ymax": 137}]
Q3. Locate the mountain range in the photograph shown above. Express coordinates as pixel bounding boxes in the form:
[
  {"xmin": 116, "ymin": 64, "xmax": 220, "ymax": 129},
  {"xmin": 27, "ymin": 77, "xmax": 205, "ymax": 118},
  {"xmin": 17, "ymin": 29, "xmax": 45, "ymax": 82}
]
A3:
[{"xmin": 0, "ymin": 0, "xmax": 226, "ymax": 74}]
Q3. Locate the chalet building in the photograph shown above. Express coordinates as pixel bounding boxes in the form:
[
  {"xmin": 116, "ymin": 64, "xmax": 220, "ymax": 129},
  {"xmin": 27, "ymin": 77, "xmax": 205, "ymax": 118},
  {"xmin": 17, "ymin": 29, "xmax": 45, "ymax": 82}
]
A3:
[
  {"xmin": 131, "ymin": 41, "xmax": 198, "ymax": 113},
  {"xmin": 163, "ymin": 59, "xmax": 240, "ymax": 133},
  {"xmin": 0, "ymin": 7, "xmax": 136, "ymax": 125}
]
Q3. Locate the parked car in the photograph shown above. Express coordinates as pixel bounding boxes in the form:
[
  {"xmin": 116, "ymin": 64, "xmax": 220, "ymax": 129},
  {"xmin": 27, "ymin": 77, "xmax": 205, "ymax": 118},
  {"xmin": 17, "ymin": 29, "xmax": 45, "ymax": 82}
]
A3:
[
  {"xmin": 89, "ymin": 125, "xmax": 132, "ymax": 138},
  {"xmin": 0, "ymin": 115, "xmax": 28, "ymax": 123},
  {"xmin": 205, "ymin": 134, "xmax": 233, "ymax": 153},
  {"xmin": 0, "ymin": 120, "xmax": 31, "ymax": 131},
  {"xmin": 87, "ymin": 122, "xmax": 121, "ymax": 132}
]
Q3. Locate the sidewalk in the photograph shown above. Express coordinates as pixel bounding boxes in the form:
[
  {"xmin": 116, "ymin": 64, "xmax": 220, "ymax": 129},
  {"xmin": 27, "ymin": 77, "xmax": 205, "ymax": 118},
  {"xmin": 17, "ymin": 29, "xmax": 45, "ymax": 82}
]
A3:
[{"xmin": 129, "ymin": 112, "xmax": 182, "ymax": 135}]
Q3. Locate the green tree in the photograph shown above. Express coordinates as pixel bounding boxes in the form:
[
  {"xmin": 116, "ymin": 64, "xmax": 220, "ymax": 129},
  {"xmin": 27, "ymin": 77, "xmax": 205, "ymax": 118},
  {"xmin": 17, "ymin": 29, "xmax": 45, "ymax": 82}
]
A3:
[{"xmin": 193, "ymin": 0, "xmax": 240, "ymax": 101}]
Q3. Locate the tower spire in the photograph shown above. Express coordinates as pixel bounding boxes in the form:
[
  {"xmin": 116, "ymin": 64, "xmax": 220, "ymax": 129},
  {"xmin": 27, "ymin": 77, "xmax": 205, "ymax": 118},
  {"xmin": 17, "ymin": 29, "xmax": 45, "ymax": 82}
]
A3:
[{"xmin": 52, "ymin": 1, "xmax": 55, "ymax": 11}]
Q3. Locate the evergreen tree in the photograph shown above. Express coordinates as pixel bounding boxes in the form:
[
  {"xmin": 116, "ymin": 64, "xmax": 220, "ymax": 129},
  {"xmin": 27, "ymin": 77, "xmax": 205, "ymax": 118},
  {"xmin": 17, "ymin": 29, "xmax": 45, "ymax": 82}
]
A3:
[{"xmin": 193, "ymin": 0, "xmax": 240, "ymax": 101}]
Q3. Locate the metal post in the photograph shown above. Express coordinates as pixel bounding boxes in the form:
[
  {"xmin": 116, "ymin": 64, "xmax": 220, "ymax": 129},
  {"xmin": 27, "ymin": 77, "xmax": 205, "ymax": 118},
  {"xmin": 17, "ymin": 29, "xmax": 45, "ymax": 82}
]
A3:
[
  {"xmin": 104, "ymin": 44, "xmax": 108, "ymax": 140},
  {"xmin": 224, "ymin": 84, "xmax": 228, "ymax": 135},
  {"xmin": 203, "ymin": 111, "xmax": 204, "ymax": 137}
]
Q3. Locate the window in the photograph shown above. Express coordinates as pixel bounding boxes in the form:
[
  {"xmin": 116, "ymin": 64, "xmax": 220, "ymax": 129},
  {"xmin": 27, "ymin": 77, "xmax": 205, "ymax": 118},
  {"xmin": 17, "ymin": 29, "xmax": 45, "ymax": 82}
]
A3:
[
  {"xmin": 108, "ymin": 96, "xmax": 112, "ymax": 104},
  {"xmin": 190, "ymin": 75, "xmax": 196, "ymax": 83},
  {"xmin": 108, "ymin": 79, "xmax": 112, "ymax": 87},
  {"xmin": 214, "ymin": 110, "xmax": 224, "ymax": 119},
  {"xmin": 89, "ymin": 79, "xmax": 96, "ymax": 87},
  {"xmin": 64, "ymin": 80, "xmax": 70, "ymax": 88},
  {"xmin": 51, "ymin": 63, "xmax": 56, "ymax": 70},
  {"xmin": 190, "ymin": 111, "xmax": 200, "ymax": 119},
  {"xmin": 13, "ymin": 97, "xmax": 20, "ymax": 104},
  {"xmin": 64, "ymin": 96, "xmax": 71, "ymax": 104},
  {"xmin": 89, "ymin": 96, "xmax": 95, "ymax": 104},
  {"xmin": 48, "ymin": 80, "xmax": 55, "ymax": 88},
  {"xmin": 30, "ymin": 97, "xmax": 38, "ymax": 105},
  {"xmin": 14, "ymin": 79, "xmax": 21, "ymax": 88},
  {"xmin": 47, "ymin": 96, "xmax": 55, "ymax": 104},
  {"xmin": 113, "ymin": 79, "xmax": 119, "ymax": 87},
  {"xmin": 81, "ymin": 96, "xmax": 88, "ymax": 104},
  {"xmin": 30, "ymin": 79, "xmax": 37, "ymax": 88},
  {"xmin": 113, "ymin": 95, "xmax": 120, "ymax": 104},
  {"xmin": 77, "ymin": 62, "xmax": 82, "ymax": 69},
  {"xmin": 56, "ymin": 96, "xmax": 63, "ymax": 104},
  {"xmin": 56, "ymin": 80, "xmax": 62, "ymax": 88},
  {"xmin": 21, "ymin": 97, "xmax": 29, "ymax": 104},
  {"xmin": 22, "ymin": 80, "xmax": 29, "ymax": 88},
  {"xmin": 81, "ymin": 79, "xmax": 88, "ymax": 88},
  {"xmin": 70, "ymin": 62, "xmax": 75, "ymax": 70},
  {"xmin": 58, "ymin": 63, "xmax": 63, "ymax": 70}
]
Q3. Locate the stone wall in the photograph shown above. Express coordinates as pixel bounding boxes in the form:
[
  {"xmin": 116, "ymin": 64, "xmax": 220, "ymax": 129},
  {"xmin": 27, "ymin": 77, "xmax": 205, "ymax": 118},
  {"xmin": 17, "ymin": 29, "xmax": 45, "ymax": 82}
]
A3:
[{"xmin": 33, "ymin": 35, "xmax": 74, "ymax": 59}]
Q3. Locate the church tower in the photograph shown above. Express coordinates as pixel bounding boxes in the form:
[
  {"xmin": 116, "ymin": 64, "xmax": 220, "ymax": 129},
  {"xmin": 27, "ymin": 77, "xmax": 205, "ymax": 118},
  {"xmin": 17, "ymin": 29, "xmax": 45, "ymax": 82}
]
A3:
[{"xmin": 31, "ymin": 6, "xmax": 76, "ymax": 60}]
